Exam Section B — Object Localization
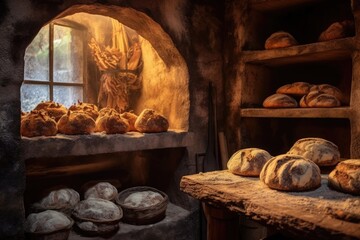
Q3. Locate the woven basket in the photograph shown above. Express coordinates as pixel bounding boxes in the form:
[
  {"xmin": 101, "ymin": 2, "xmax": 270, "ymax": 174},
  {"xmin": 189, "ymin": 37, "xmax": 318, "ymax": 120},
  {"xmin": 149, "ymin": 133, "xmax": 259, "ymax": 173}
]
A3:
[{"xmin": 115, "ymin": 186, "xmax": 168, "ymax": 225}]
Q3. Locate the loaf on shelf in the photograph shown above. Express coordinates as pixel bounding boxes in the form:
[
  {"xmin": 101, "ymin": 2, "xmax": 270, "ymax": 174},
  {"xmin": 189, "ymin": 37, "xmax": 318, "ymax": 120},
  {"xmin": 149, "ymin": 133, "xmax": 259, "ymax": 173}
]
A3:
[
  {"xmin": 328, "ymin": 159, "xmax": 360, "ymax": 195},
  {"xmin": 264, "ymin": 31, "xmax": 298, "ymax": 50},
  {"xmin": 21, "ymin": 110, "xmax": 58, "ymax": 137},
  {"xmin": 299, "ymin": 90, "xmax": 341, "ymax": 108},
  {"xmin": 276, "ymin": 82, "xmax": 313, "ymax": 97},
  {"xmin": 69, "ymin": 101, "xmax": 99, "ymax": 121},
  {"xmin": 34, "ymin": 101, "xmax": 67, "ymax": 122},
  {"xmin": 318, "ymin": 20, "xmax": 355, "ymax": 42},
  {"xmin": 263, "ymin": 93, "xmax": 298, "ymax": 108},
  {"xmin": 57, "ymin": 110, "xmax": 96, "ymax": 135},
  {"xmin": 135, "ymin": 109, "xmax": 169, "ymax": 133},
  {"xmin": 95, "ymin": 109, "xmax": 130, "ymax": 134}
]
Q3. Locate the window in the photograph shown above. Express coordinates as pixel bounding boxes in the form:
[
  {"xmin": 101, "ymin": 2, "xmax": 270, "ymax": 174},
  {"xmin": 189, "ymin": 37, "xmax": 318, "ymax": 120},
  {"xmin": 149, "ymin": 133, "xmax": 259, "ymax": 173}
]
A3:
[{"xmin": 21, "ymin": 22, "xmax": 86, "ymax": 112}]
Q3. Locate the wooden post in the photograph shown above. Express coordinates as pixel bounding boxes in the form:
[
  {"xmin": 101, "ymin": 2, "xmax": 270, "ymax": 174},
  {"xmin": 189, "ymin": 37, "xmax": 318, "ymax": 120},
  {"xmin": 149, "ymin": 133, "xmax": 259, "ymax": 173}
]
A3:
[{"xmin": 203, "ymin": 203, "xmax": 239, "ymax": 240}]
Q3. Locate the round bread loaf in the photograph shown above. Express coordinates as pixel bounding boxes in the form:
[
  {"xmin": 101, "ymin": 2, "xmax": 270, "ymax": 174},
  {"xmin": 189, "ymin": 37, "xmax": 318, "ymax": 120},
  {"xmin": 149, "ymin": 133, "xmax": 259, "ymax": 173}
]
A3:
[
  {"xmin": 227, "ymin": 148, "xmax": 272, "ymax": 176},
  {"xmin": 265, "ymin": 31, "xmax": 298, "ymax": 50},
  {"xmin": 57, "ymin": 110, "xmax": 96, "ymax": 135},
  {"xmin": 299, "ymin": 91, "xmax": 341, "ymax": 108},
  {"xmin": 95, "ymin": 110, "xmax": 129, "ymax": 134},
  {"xmin": 69, "ymin": 101, "xmax": 99, "ymax": 121},
  {"xmin": 121, "ymin": 111, "xmax": 138, "ymax": 131},
  {"xmin": 288, "ymin": 137, "xmax": 340, "ymax": 166},
  {"xmin": 34, "ymin": 101, "xmax": 67, "ymax": 122},
  {"xmin": 134, "ymin": 109, "xmax": 169, "ymax": 133},
  {"xmin": 123, "ymin": 191, "xmax": 164, "ymax": 208},
  {"xmin": 318, "ymin": 20, "xmax": 355, "ymax": 42},
  {"xmin": 263, "ymin": 93, "xmax": 298, "ymax": 108},
  {"xmin": 276, "ymin": 82, "xmax": 313, "ymax": 97},
  {"xmin": 73, "ymin": 198, "xmax": 122, "ymax": 222},
  {"xmin": 309, "ymin": 84, "xmax": 344, "ymax": 103},
  {"xmin": 25, "ymin": 210, "xmax": 73, "ymax": 234},
  {"xmin": 21, "ymin": 110, "xmax": 58, "ymax": 137},
  {"xmin": 328, "ymin": 159, "xmax": 360, "ymax": 195},
  {"xmin": 98, "ymin": 107, "xmax": 118, "ymax": 117},
  {"xmin": 260, "ymin": 154, "xmax": 321, "ymax": 191},
  {"xmin": 84, "ymin": 182, "xmax": 118, "ymax": 202}
]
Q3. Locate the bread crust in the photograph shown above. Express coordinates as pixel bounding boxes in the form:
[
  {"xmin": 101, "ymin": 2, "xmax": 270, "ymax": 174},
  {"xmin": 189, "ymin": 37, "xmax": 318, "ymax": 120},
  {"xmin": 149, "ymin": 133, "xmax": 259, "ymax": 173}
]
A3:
[
  {"xmin": 34, "ymin": 101, "xmax": 67, "ymax": 122},
  {"xmin": 57, "ymin": 111, "xmax": 96, "ymax": 135},
  {"xmin": 134, "ymin": 109, "xmax": 169, "ymax": 133},
  {"xmin": 276, "ymin": 82, "xmax": 312, "ymax": 97},
  {"xmin": 69, "ymin": 101, "xmax": 99, "ymax": 121},
  {"xmin": 263, "ymin": 93, "xmax": 298, "ymax": 108},
  {"xmin": 95, "ymin": 110, "xmax": 129, "ymax": 134},
  {"xmin": 299, "ymin": 90, "xmax": 341, "ymax": 108},
  {"xmin": 328, "ymin": 159, "xmax": 360, "ymax": 195},
  {"xmin": 21, "ymin": 110, "xmax": 58, "ymax": 137},
  {"xmin": 318, "ymin": 20, "xmax": 355, "ymax": 42},
  {"xmin": 265, "ymin": 31, "xmax": 298, "ymax": 50}
]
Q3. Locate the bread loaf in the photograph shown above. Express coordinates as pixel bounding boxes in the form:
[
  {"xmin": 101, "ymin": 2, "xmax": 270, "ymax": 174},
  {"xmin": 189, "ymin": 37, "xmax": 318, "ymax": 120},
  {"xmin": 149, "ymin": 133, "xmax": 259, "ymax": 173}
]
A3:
[
  {"xmin": 328, "ymin": 159, "xmax": 360, "ymax": 195},
  {"xmin": 288, "ymin": 137, "xmax": 340, "ymax": 166},
  {"xmin": 318, "ymin": 20, "xmax": 355, "ymax": 42},
  {"xmin": 265, "ymin": 31, "xmax": 298, "ymax": 50},
  {"xmin": 227, "ymin": 148, "xmax": 272, "ymax": 177},
  {"xmin": 276, "ymin": 82, "xmax": 312, "ymax": 97},
  {"xmin": 25, "ymin": 210, "xmax": 73, "ymax": 234},
  {"xmin": 21, "ymin": 110, "xmax": 57, "ymax": 137},
  {"xmin": 123, "ymin": 191, "xmax": 164, "ymax": 208},
  {"xmin": 57, "ymin": 110, "xmax": 96, "ymax": 135},
  {"xmin": 309, "ymin": 84, "xmax": 344, "ymax": 103},
  {"xmin": 120, "ymin": 111, "xmax": 138, "ymax": 131},
  {"xmin": 263, "ymin": 93, "xmax": 298, "ymax": 108},
  {"xmin": 34, "ymin": 101, "xmax": 67, "ymax": 122},
  {"xmin": 95, "ymin": 109, "xmax": 129, "ymax": 134},
  {"xmin": 84, "ymin": 182, "xmax": 118, "ymax": 202},
  {"xmin": 134, "ymin": 109, "xmax": 169, "ymax": 133},
  {"xmin": 299, "ymin": 90, "xmax": 341, "ymax": 108},
  {"xmin": 260, "ymin": 154, "xmax": 321, "ymax": 191},
  {"xmin": 69, "ymin": 101, "xmax": 99, "ymax": 121},
  {"xmin": 73, "ymin": 198, "xmax": 122, "ymax": 222}
]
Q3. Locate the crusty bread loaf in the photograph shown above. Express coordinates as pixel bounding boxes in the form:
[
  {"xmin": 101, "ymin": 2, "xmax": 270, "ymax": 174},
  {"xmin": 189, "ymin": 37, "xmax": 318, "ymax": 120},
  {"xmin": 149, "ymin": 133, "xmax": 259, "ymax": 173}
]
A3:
[
  {"xmin": 328, "ymin": 159, "xmax": 360, "ymax": 195},
  {"xmin": 123, "ymin": 191, "xmax": 164, "ymax": 208},
  {"xmin": 120, "ymin": 111, "xmax": 138, "ymax": 131},
  {"xmin": 276, "ymin": 82, "xmax": 313, "ymax": 97},
  {"xmin": 309, "ymin": 84, "xmax": 344, "ymax": 103},
  {"xmin": 263, "ymin": 93, "xmax": 298, "ymax": 108},
  {"xmin": 227, "ymin": 148, "xmax": 272, "ymax": 177},
  {"xmin": 265, "ymin": 31, "xmax": 298, "ymax": 50},
  {"xmin": 299, "ymin": 91, "xmax": 341, "ymax": 108},
  {"xmin": 134, "ymin": 109, "xmax": 169, "ymax": 133},
  {"xmin": 260, "ymin": 154, "xmax": 321, "ymax": 191},
  {"xmin": 25, "ymin": 210, "xmax": 73, "ymax": 234},
  {"xmin": 69, "ymin": 101, "xmax": 99, "ymax": 121},
  {"xmin": 318, "ymin": 20, "xmax": 355, "ymax": 42},
  {"xmin": 34, "ymin": 101, "xmax": 67, "ymax": 122},
  {"xmin": 95, "ymin": 109, "xmax": 129, "ymax": 134},
  {"xmin": 21, "ymin": 110, "xmax": 58, "ymax": 137},
  {"xmin": 288, "ymin": 137, "xmax": 340, "ymax": 166},
  {"xmin": 57, "ymin": 110, "xmax": 96, "ymax": 135},
  {"xmin": 84, "ymin": 182, "xmax": 118, "ymax": 202},
  {"xmin": 73, "ymin": 198, "xmax": 122, "ymax": 222}
]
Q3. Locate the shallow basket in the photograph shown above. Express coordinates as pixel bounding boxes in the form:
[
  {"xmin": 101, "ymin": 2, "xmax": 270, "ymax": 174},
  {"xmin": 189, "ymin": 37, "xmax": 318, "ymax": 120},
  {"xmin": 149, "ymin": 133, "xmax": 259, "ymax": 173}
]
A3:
[
  {"xmin": 115, "ymin": 186, "xmax": 169, "ymax": 225},
  {"xmin": 25, "ymin": 218, "xmax": 74, "ymax": 240}
]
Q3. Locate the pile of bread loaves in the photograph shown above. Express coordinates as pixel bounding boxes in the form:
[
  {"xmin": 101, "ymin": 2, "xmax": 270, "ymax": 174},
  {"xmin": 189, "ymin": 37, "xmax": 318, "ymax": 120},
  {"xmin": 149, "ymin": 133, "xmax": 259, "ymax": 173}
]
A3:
[
  {"xmin": 264, "ymin": 20, "xmax": 354, "ymax": 50},
  {"xmin": 263, "ymin": 82, "xmax": 344, "ymax": 108},
  {"xmin": 227, "ymin": 137, "xmax": 360, "ymax": 195},
  {"xmin": 21, "ymin": 100, "xmax": 169, "ymax": 137},
  {"xmin": 25, "ymin": 182, "xmax": 166, "ymax": 238}
]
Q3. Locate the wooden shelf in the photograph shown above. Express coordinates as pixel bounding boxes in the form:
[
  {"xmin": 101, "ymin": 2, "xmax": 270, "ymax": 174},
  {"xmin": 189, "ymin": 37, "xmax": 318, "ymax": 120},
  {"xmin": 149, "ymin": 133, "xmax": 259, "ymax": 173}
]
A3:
[
  {"xmin": 249, "ymin": 0, "xmax": 324, "ymax": 11},
  {"xmin": 21, "ymin": 130, "xmax": 194, "ymax": 159},
  {"xmin": 241, "ymin": 37, "xmax": 355, "ymax": 66},
  {"xmin": 240, "ymin": 107, "xmax": 352, "ymax": 118}
]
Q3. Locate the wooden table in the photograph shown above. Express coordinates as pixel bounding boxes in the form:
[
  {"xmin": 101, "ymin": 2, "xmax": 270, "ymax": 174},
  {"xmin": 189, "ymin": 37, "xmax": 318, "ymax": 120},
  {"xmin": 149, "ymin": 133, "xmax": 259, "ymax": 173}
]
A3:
[{"xmin": 180, "ymin": 170, "xmax": 360, "ymax": 240}]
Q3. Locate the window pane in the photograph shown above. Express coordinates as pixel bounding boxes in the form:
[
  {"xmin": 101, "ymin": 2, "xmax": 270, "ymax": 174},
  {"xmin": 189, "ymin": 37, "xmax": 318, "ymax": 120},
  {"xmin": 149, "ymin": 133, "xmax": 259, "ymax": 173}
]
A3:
[
  {"xmin": 21, "ymin": 84, "xmax": 49, "ymax": 112},
  {"xmin": 53, "ymin": 86, "xmax": 83, "ymax": 108},
  {"xmin": 53, "ymin": 25, "xmax": 83, "ymax": 83},
  {"xmin": 24, "ymin": 25, "xmax": 49, "ymax": 81}
]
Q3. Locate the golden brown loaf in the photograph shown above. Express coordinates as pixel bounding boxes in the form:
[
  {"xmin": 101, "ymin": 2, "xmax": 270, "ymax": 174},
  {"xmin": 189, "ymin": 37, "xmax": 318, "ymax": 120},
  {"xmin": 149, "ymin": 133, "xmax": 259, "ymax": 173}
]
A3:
[
  {"xmin": 328, "ymin": 159, "xmax": 360, "ymax": 195},
  {"xmin": 260, "ymin": 154, "xmax": 321, "ymax": 191},
  {"xmin": 120, "ymin": 111, "xmax": 138, "ymax": 131},
  {"xmin": 318, "ymin": 20, "xmax": 355, "ymax": 42},
  {"xmin": 299, "ymin": 91, "xmax": 341, "ymax": 108},
  {"xmin": 57, "ymin": 110, "xmax": 96, "ymax": 135},
  {"xmin": 21, "ymin": 110, "xmax": 57, "ymax": 137},
  {"xmin": 69, "ymin": 101, "xmax": 99, "ymax": 121},
  {"xmin": 288, "ymin": 137, "xmax": 340, "ymax": 166},
  {"xmin": 135, "ymin": 109, "xmax": 169, "ymax": 133},
  {"xmin": 25, "ymin": 210, "xmax": 73, "ymax": 234},
  {"xmin": 227, "ymin": 148, "xmax": 272, "ymax": 177},
  {"xmin": 264, "ymin": 31, "xmax": 298, "ymax": 50},
  {"xmin": 95, "ymin": 110, "xmax": 129, "ymax": 134},
  {"xmin": 309, "ymin": 84, "xmax": 344, "ymax": 103},
  {"xmin": 34, "ymin": 101, "xmax": 67, "ymax": 122},
  {"xmin": 84, "ymin": 182, "xmax": 118, "ymax": 202},
  {"xmin": 276, "ymin": 82, "xmax": 313, "ymax": 97},
  {"xmin": 263, "ymin": 93, "xmax": 298, "ymax": 108}
]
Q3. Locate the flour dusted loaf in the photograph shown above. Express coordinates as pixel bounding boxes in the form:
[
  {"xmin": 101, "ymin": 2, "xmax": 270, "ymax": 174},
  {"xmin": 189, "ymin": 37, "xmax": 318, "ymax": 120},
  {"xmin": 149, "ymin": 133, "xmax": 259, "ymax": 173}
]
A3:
[
  {"xmin": 227, "ymin": 148, "xmax": 272, "ymax": 177},
  {"xmin": 69, "ymin": 101, "xmax": 99, "ymax": 121},
  {"xmin": 25, "ymin": 210, "xmax": 73, "ymax": 235},
  {"xmin": 328, "ymin": 159, "xmax": 360, "ymax": 195},
  {"xmin": 134, "ymin": 109, "xmax": 169, "ymax": 133},
  {"xmin": 263, "ymin": 93, "xmax": 298, "ymax": 108},
  {"xmin": 123, "ymin": 191, "xmax": 164, "ymax": 208},
  {"xmin": 120, "ymin": 111, "xmax": 138, "ymax": 131},
  {"xmin": 34, "ymin": 101, "xmax": 67, "ymax": 122},
  {"xmin": 299, "ymin": 90, "xmax": 341, "ymax": 108},
  {"xmin": 288, "ymin": 137, "xmax": 340, "ymax": 166},
  {"xmin": 95, "ymin": 109, "xmax": 129, "ymax": 134},
  {"xmin": 84, "ymin": 182, "xmax": 118, "ymax": 202},
  {"xmin": 265, "ymin": 31, "xmax": 298, "ymax": 50},
  {"xmin": 21, "ymin": 110, "xmax": 58, "ymax": 137},
  {"xmin": 318, "ymin": 20, "xmax": 355, "ymax": 42},
  {"xmin": 260, "ymin": 154, "xmax": 321, "ymax": 191},
  {"xmin": 57, "ymin": 110, "xmax": 96, "ymax": 135},
  {"xmin": 276, "ymin": 82, "xmax": 313, "ymax": 97}
]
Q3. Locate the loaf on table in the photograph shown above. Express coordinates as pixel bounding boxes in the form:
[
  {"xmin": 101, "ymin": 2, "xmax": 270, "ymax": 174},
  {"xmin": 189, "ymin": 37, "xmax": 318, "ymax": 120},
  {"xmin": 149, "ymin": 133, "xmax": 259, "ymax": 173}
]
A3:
[
  {"xmin": 260, "ymin": 154, "xmax": 321, "ymax": 191},
  {"xmin": 263, "ymin": 93, "xmax": 298, "ymax": 108},
  {"xmin": 287, "ymin": 137, "xmax": 340, "ymax": 166},
  {"xmin": 276, "ymin": 82, "xmax": 313, "ymax": 97},
  {"xmin": 69, "ymin": 101, "xmax": 99, "ymax": 121},
  {"xmin": 21, "ymin": 110, "xmax": 58, "ymax": 137},
  {"xmin": 227, "ymin": 148, "xmax": 272, "ymax": 177},
  {"xmin": 328, "ymin": 159, "xmax": 360, "ymax": 195},
  {"xmin": 265, "ymin": 31, "xmax": 298, "ymax": 50}
]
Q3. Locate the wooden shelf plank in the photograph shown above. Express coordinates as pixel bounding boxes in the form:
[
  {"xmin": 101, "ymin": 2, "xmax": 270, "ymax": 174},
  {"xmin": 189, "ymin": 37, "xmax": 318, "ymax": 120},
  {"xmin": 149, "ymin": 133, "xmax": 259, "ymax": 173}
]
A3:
[
  {"xmin": 240, "ymin": 107, "xmax": 352, "ymax": 118},
  {"xmin": 21, "ymin": 130, "xmax": 194, "ymax": 159},
  {"xmin": 241, "ymin": 37, "xmax": 355, "ymax": 66}
]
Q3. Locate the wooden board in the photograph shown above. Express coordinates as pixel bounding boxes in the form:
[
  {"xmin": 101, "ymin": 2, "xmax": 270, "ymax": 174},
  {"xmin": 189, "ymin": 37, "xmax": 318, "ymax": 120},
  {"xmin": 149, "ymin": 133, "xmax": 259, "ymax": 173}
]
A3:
[{"xmin": 180, "ymin": 170, "xmax": 360, "ymax": 239}]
